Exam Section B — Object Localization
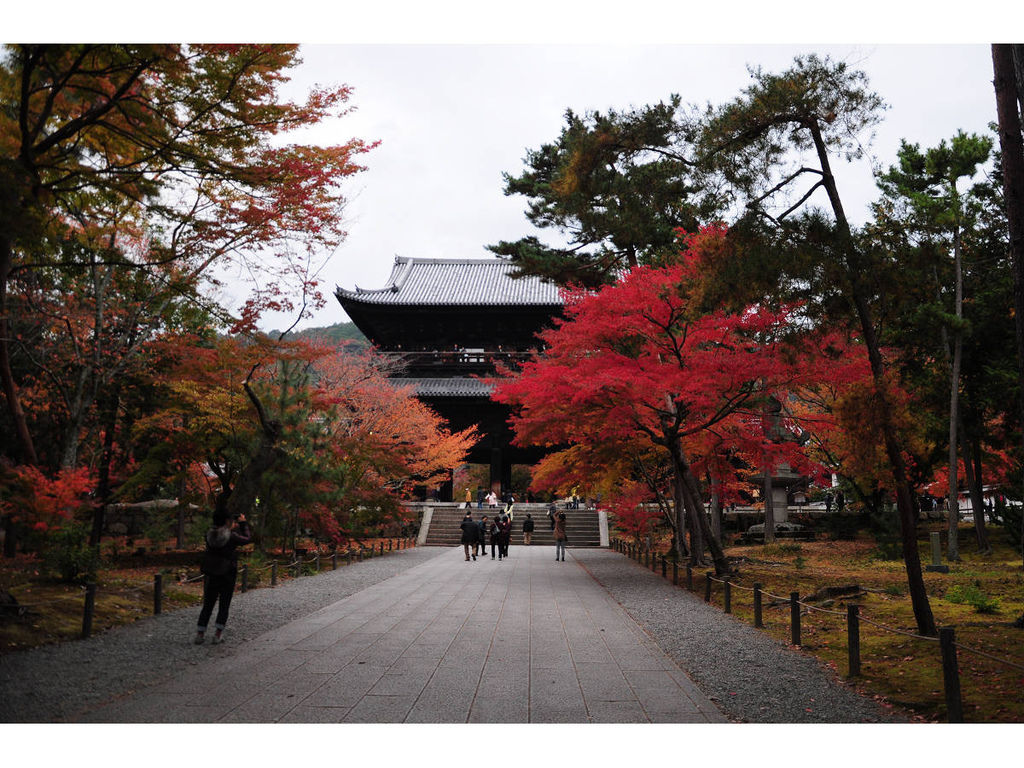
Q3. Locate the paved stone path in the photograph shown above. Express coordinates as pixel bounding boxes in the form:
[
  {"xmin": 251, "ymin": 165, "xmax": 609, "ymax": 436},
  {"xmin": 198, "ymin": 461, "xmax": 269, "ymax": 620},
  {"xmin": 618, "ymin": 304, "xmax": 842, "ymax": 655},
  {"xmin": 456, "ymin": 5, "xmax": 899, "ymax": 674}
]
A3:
[{"xmin": 79, "ymin": 546, "xmax": 725, "ymax": 723}]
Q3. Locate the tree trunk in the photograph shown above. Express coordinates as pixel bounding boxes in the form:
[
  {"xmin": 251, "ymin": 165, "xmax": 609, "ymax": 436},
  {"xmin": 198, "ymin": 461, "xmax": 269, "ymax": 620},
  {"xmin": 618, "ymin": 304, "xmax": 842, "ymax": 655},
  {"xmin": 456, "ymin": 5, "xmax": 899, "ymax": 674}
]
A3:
[
  {"xmin": 175, "ymin": 474, "xmax": 187, "ymax": 549},
  {"xmin": 89, "ymin": 384, "xmax": 121, "ymax": 546},
  {"xmin": 0, "ymin": 236, "xmax": 38, "ymax": 466},
  {"xmin": 961, "ymin": 428, "xmax": 991, "ymax": 554},
  {"xmin": 809, "ymin": 119, "xmax": 937, "ymax": 636},
  {"xmin": 946, "ymin": 228, "xmax": 963, "ymax": 562},
  {"xmin": 993, "ymin": 44, "xmax": 1024, "ymax": 624},
  {"xmin": 669, "ymin": 440, "xmax": 730, "ymax": 576},
  {"xmin": 671, "ymin": 477, "xmax": 689, "ymax": 561},
  {"xmin": 225, "ymin": 384, "xmax": 284, "ymax": 522},
  {"xmin": 708, "ymin": 471, "xmax": 723, "ymax": 546}
]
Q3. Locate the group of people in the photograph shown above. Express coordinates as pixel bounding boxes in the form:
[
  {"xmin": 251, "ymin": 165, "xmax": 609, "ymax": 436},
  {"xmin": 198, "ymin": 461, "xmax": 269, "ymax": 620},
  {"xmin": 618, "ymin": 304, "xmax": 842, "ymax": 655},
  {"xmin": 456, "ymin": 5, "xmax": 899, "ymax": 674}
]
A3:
[
  {"xmin": 460, "ymin": 507, "xmax": 567, "ymax": 562},
  {"xmin": 461, "ymin": 511, "xmax": 513, "ymax": 560},
  {"xmin": 468, "ymin": 486, "xmax": 523, "ymax": 510}
]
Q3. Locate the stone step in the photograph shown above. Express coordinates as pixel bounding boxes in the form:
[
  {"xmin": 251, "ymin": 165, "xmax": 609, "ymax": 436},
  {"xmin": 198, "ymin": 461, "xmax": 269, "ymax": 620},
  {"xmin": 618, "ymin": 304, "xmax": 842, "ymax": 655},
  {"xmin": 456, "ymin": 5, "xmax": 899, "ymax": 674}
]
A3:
[{"xmin": 413, "ymin": 503, "xmax": 603, "ymax": 547}]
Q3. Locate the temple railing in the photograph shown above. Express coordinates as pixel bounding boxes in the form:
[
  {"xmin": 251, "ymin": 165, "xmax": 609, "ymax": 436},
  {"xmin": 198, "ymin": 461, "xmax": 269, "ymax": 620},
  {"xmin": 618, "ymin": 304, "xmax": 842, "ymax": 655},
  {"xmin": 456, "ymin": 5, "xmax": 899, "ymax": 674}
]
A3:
[{"xmin": 384, "ymin": 349, "xmax": 535, "ymax": 376}]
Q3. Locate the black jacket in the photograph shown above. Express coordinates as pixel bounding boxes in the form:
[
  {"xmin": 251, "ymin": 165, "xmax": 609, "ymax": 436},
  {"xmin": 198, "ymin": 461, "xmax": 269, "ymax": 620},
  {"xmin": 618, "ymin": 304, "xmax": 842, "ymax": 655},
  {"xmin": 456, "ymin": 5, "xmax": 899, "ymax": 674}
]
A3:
[
  {"xmin": 522, "ymin": 518, "xmax": 535, "ymax": 532},
  {"xmin": 460, "ymin": 517, "xmax": 480, "ymax": 544},
  {"xmin": 201, "ymin": 520, "xmax": 251, "ymax": 575}
]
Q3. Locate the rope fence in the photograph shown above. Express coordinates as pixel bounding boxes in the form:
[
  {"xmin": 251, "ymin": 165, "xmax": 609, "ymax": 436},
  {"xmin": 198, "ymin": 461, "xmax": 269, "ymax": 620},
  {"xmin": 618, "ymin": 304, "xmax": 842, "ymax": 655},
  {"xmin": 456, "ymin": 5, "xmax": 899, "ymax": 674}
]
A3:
[
  {"xmin": 611, "ymin": 537, "xmax": 1020, "ymax": 723},
  {"xmin": 3, "ymin": 537, "xmax": 416, "ymax": 645}
]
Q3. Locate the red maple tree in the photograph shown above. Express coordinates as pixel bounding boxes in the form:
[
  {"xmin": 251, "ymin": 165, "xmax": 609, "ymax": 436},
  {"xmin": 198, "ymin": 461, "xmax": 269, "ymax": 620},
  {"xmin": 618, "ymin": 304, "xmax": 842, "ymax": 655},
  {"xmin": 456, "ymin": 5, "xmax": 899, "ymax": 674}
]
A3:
[{"xmin": 495, "ymin": 226, "xmax": 828, "ymax": 573}]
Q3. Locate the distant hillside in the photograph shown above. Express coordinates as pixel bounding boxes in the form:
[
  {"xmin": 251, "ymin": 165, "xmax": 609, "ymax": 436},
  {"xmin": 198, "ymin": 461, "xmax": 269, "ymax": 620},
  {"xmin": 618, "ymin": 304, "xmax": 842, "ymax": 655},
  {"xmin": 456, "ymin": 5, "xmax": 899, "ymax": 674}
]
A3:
[{"xmin": 285, "ymin": 321, "xmax": 367, "ymax": 347}]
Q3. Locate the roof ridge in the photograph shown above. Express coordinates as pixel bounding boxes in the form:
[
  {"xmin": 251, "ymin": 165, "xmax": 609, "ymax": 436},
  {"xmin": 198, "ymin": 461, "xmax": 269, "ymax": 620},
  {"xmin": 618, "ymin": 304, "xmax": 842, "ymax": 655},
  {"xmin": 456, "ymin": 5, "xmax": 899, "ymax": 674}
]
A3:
[{"xmin": 395, "ymin": 256, "xmax": 513, "ymax": 266}]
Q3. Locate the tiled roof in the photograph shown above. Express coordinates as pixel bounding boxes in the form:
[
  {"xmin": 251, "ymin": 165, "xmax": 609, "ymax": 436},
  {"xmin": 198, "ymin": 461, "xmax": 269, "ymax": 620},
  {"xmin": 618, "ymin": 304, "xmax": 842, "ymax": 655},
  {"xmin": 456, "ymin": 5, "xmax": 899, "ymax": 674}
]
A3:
[
  {"xmin": 336, "ymin": 257, "xmax": 562, "ymax": 307},
  {"xmin": 395, "ymin": 377, "xmax": 496, "ymax": 398}
]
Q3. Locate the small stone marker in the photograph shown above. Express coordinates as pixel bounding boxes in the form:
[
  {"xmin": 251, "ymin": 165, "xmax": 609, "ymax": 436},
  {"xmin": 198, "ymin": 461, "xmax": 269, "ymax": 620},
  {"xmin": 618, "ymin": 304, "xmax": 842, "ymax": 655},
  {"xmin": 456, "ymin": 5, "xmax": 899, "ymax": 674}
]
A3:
[{"xmin": 926, "ymin": 530, "xmax": 949, "ymax": 573}]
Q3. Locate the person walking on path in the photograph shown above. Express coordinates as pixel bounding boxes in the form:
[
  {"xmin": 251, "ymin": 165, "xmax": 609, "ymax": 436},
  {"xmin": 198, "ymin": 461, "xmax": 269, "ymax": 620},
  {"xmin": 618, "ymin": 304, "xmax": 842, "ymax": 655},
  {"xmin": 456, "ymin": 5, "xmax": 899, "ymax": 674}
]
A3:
[
  {"xmin": 488, "ymin": 516, "xmax": 500, "ymax": 559},
  {"xmin": 476, "ymin": 487, "xmax": 485, "ymax": 509},
  {"xmin": 476, "ymin": 514, "xmax": 489, "ymax": 558},
  {"xmin": 522, "ymin": 513, "xmax": 534, "ymax": 545},
  {"xmin": 554, "ymin": 512, "xmax": 567, "ymax": 561},
  {"xmin": 195, "ymin": 510, "xmax": 251, "ymax": 645},
  {"xmin": 547, "ymin": 501, "xmax": 557, "ymax": 531},
  {"xmin": 460, "ymin": 511, "xmax": 479, "ymax": 561},
  {"xmin": 464, "ymin": 487, "xmax": 473, "ymax": 508},
  {"xmin": 486, "ymin": 490, "xmax": 498, "ymax": 509},
  {"xmin": 497, "ymin": 514, "xmax": 512, "ymax": 560}
]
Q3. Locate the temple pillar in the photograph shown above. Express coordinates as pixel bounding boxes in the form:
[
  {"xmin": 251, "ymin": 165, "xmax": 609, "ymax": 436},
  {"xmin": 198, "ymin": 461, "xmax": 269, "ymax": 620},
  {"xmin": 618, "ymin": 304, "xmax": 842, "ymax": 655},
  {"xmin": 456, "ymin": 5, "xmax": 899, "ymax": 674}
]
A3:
[{"xmin": 489, "ymin": 448, "xmax": 503, "ymax": 494}]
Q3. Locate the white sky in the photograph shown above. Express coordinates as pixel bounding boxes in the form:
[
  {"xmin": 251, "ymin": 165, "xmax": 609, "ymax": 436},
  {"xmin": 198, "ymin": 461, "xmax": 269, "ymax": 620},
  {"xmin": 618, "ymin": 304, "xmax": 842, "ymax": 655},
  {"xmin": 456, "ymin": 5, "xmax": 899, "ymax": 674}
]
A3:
[{"xmin": 12, "ymin": 2, "xmax": 1024, "ymax": 338}]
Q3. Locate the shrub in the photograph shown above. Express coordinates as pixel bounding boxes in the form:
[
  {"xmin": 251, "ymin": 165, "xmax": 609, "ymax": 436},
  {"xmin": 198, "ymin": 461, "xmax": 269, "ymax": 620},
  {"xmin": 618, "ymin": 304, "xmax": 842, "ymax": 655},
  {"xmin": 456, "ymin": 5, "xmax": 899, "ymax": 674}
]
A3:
[
  {"xmin": 762, "ymin": 542, "xmax": 803, "ymax": 558},
  {"xmin": 945, "ymin": 583, "xmax": 1000, "ymax": 614},
  {"xmin": 43, "ymin": 522, "xmax": 103, "ymax": 583},
  {"xmin": 868, "ymin": 503, "xmax": 902, "ymax": 561},
  {"xmin": 989, "ymin": 495, "xmax": 1022, "ymax": 554},
  {"xmin": 816, "ymin": 512, "xmax": 867, "ymax": 541}
]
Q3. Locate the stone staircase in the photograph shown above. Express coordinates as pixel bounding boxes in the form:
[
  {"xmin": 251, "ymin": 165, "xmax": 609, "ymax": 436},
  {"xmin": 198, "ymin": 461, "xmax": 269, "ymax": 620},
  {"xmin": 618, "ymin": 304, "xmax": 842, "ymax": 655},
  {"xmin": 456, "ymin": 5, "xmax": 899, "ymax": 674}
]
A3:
[{"xmin": 411, "ymin": 502, "xmax": 605, "ymax": 548}]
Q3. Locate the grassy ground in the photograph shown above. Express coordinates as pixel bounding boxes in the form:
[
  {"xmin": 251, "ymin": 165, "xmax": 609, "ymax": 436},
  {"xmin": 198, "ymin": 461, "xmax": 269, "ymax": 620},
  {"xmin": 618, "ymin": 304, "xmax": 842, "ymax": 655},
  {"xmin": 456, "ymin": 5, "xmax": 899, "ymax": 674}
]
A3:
[
  {"xmin": 0, "ymin": 537, "xmax": 406, "ymax": 656},
  {"xmin": 632, "ymin": 522, "xmax": 1023, "ymax": 723}
]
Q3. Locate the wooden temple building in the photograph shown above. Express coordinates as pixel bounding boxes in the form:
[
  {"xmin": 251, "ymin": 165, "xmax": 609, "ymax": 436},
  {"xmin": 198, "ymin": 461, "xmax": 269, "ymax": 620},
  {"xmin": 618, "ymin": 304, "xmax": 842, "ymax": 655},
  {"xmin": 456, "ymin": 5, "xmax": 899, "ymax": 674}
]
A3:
[{"xmin": 335, "ymin": 256, "xmax": 563, "ymax": 500}]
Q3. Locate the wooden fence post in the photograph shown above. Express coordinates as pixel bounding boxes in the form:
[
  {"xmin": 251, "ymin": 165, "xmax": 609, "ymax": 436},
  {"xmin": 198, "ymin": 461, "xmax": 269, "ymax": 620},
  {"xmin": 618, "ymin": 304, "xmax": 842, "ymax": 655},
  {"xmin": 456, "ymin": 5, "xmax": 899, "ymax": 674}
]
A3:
[
  {"xmin": 724, "ymin": 579, "xmax": 732, "ymax": 614},
  {"xmin": 847, "ymin": 604, "xmax": 860, "ymax": 677},
  {"xmin": 271, "ymin": 562, "xmax": 277, "ymax": 587},
  {"xmin": 790, "ymin": 592, "xmax": 801, "ymax": 646},
  {"xmin": 153, "ymin": 572, "xmax": 163, "ymax": 615},
  {"xmin": 331, "ymin": 553, "xmax": 337, "ymax": 570},
  {"xmin": 704, "ymin": 572, "xmax": 712, "ymax": 603},
  {"xmin": 241, "ymin": 563, "xmax": 248, "ymax": 593},
  {"xmin": 753, "ymin": 583, "xmax": 763, "ymax": 628},
  {"xmin": 672, "ymin": 561, "xmax": 679, "ymax": 586},
  {"xmin": 348, "ymin": 549, "xmax": 353, "ymax": 566},
  {"xmin": 939, "ymin": 627, "xmax": 964, "ymax": 723},
  {"xmin": 686, "ymin": 565, "xmax": 693, "ymax": 591},
  {"xmin": 81, "ymin": 583, "xmax": 97, "ymax": 639}
]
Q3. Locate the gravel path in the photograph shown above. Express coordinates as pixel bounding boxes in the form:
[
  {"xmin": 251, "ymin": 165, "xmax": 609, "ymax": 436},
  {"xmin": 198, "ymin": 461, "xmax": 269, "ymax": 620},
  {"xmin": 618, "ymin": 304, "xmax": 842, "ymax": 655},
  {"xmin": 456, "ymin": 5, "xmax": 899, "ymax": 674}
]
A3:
[
  {"xmin": 1, "ymin": 546, "xmax": 902, "ymax": 723},
  {"xmin": 572, "ymin": 549, "xmax": 904, "ymax": 723}
]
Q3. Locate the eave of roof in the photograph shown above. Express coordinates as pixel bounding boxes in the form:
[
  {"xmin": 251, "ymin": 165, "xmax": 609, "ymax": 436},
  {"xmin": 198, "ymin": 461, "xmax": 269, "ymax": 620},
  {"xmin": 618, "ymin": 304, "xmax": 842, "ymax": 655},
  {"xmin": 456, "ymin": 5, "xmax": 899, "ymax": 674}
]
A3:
[{"xmin": 394, "ymin": 377, "xmax": 497, "ymax": 398}]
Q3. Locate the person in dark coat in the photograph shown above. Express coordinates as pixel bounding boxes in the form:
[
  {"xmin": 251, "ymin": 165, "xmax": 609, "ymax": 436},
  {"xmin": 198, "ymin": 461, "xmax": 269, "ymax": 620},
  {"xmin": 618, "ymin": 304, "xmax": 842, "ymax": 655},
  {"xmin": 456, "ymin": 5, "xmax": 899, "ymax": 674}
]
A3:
[
  {"xmin": 522, "ymin": 513, "xmax": 535, "ymax": 545},
  {"xmin": 554, "ymin": 512, "xmax": 567, "ymax": 561},
  {"xmin": 547, "ymin": 501, "xmax": 557, "ymax": 530},
  {"xmin": 489, "ymin": 517, "xmax": 500, "ymax": 559},
  {"xmin": 497, "ymin": 513, "xmax": 512, "ymax": 559},
  {"xmin": 195, "ymin": 510, "xmax": 251, "ymax": 644},
  {"xmin": 460, "ymin": 511, "xmax": 479, "ymax": 561},
  {"xmin": 477, "ymin": 515, "xmax": 489, "ymax": 557}
]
